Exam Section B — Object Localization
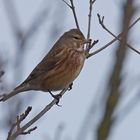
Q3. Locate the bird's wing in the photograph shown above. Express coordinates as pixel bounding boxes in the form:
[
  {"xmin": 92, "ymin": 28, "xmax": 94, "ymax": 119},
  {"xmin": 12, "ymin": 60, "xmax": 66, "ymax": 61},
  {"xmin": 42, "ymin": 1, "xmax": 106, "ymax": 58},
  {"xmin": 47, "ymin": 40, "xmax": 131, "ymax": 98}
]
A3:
[{"xmin": 23, "ymin": 46, "xmax": 67, "ymax": 83}]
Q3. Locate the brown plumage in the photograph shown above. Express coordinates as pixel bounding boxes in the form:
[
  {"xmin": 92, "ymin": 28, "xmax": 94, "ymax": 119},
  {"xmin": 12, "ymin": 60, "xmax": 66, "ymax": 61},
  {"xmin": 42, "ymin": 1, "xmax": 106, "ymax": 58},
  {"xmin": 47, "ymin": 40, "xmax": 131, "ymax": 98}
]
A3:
[{"xmin": 0, "ymin": 29, "xmax": 90, "ymax": 101}]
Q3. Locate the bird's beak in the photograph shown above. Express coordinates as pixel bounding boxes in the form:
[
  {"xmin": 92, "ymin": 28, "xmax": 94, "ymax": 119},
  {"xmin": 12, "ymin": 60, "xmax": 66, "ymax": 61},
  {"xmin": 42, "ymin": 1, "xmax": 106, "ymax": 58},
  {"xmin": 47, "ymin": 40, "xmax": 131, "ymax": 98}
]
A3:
[{"xmin": 83, "ymin": 39, "xmax": 92, "ymax": 44}]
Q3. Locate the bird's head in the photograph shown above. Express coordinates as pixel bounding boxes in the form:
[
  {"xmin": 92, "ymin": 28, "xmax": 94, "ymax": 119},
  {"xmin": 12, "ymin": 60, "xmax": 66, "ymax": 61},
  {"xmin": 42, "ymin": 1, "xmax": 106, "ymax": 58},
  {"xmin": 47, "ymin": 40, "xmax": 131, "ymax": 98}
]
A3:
[{"xmin": 62, "ymin": 29, "xmax": 91, "ymax": 50}]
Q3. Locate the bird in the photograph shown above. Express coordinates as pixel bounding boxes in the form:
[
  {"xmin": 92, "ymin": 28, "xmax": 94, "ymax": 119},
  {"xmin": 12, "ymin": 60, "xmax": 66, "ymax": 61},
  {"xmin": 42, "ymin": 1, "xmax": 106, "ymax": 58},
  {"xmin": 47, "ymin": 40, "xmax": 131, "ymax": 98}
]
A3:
[{"xmin": 0, "ymin": 28, "xmax": 90, "ymax": 102}]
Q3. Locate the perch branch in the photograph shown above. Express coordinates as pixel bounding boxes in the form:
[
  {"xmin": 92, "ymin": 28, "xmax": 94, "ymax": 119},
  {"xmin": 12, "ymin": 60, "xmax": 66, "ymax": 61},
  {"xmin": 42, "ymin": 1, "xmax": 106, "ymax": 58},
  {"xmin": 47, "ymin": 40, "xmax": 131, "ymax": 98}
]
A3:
[{"xmin": 9, "ymin": 88, "xmax": 68, "ymax": 139}]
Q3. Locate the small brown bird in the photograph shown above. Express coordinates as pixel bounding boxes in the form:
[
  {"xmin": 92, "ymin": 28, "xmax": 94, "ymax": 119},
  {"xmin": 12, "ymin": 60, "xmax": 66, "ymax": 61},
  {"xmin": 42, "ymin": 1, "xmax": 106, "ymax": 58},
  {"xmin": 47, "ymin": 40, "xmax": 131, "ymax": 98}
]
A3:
[{"xmin": 0, "ymin": 29, "xmax": 90, "ymax": 102}]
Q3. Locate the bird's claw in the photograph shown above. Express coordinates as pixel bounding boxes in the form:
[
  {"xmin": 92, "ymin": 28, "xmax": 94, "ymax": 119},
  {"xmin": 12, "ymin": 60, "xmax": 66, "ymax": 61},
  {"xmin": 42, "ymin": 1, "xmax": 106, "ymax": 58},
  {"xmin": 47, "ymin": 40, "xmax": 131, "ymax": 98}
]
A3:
[
  {"xmin": 68, "ymin": 83, "xmax": 73, "ymax": 91},
  {"xmin": 52, "ymin": 94, "xmax": 62, "ymax": 107},
  {"xmin": 48, "ymin": 91, "xmax": 62, "ymax": 106}
]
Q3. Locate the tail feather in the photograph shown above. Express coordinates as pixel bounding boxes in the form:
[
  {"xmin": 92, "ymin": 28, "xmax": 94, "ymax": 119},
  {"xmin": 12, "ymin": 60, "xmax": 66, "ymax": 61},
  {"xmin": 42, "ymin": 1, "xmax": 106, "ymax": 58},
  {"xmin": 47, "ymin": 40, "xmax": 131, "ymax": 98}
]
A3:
[{"xmin": 0, "ymin": 83, "xmax": 30, "ymax": 102}]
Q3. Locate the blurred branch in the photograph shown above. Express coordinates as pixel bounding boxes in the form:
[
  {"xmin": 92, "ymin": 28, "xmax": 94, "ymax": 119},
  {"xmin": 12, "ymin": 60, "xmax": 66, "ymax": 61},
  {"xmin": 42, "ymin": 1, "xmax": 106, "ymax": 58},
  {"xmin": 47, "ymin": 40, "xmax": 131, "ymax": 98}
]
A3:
[
  {"xmin": 0, "ymin": 70, "xmax": 4, "ymax": 85},
  {"xmin": 0, "ymin": 71, "xmax": 4, "ymax": 79},
  {"xmin": 7, "ymin": 106, "xmax": 37, "ymax": 140},
  {"xmin": 10, "ymin": 88, "xmax": 68, "ymax": 139},
  {"xmin": 3, "ymin": 0, "xmax": 49, "ymax": 48},
  {"xmin": 48, "ymin": 1, "xmax": 66, "ymax": 43},
  {"xmin": 97, "ymin": 0, "xmax": 134, "ymax": 140},
  {"xmin": 3, "ymin": 0, "xmax": 22, "ymax": 41},
  {"xmin": 87, "ymin": 16, "xmax": 140, "ymax": 58},
  {"xmin": 24, "ymin": 6, "xmax": 49, "ymax": 43},
  {"xmin": 113, "ymin": 89, "xmax": 140, "ymax": 124},
  {"xmin": 97, "ymin": 13, "xmax": 140, "ymax": 55},
  {"xmin": 54, "ymin": 123, "xmax": 65, "ymax": 140},
  {"xmin": 77, "ymin": 99, "xmax": 97, "ymax": 140},
  {"xmin": 62, "ymin": 0, "xmax": 80, "ymax": 29}
]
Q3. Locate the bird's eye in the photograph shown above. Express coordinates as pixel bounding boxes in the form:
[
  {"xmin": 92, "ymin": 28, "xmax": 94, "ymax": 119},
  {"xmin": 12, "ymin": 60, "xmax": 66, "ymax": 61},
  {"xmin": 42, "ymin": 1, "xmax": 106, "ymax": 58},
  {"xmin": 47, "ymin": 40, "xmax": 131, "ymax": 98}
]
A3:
[{"xmin": 73, "ymin": 36, "xmax": 80, "ymax": 40}]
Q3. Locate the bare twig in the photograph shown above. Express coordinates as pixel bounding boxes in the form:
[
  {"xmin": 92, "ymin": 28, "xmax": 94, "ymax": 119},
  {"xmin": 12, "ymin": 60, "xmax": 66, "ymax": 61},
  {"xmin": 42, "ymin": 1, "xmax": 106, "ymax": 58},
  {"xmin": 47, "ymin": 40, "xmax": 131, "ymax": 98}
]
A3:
[
  {"xmin": 97, "ymin": 13, "xmax": 140, "ymax": 55},
  {"xmin": 70, "ymin": 0, "xmax": 80, "ymax": 29},
  {"xmin": 62, "ymin": 0, "xmax": 71, "ymax": 7},
  {"xmin": 86, "ymin": 39, "xmax": 99, "ymax": 58},
  {"xmin": 87, "ymin": 0, "xmax": 96, "ymax": 39},
  {"xmin": 21, "ymin": 126, "xmax": 37, "ymax": 135},
  {"xmin": 97, "ymin": 0, "xmax": 134, "ymax": 140},
  {"xmin": 9, "ymin": 88, "xmax": 68, "ymax": 139},
  {"xmin": 7, "ymin": 106, "xmax": 36, "ymax": 140},
  {"xmin": 87, "ymin": 16, "xmax": 140, "ymax": 58},
  {"xmin": 86, "ymin": 0, "xmax": 96, "ymax": 52},
  {"xmin": 62, "ymin": 0, "xmax": 80, "ymax": 29}
]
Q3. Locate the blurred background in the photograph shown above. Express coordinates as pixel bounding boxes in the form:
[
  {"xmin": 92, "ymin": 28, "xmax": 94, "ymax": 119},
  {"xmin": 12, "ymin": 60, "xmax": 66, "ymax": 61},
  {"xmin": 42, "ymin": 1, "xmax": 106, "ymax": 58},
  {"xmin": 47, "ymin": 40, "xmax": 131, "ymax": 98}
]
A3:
[{"xmin": 0, "ymin": 0, "xmax": 140, "ymax": 140}]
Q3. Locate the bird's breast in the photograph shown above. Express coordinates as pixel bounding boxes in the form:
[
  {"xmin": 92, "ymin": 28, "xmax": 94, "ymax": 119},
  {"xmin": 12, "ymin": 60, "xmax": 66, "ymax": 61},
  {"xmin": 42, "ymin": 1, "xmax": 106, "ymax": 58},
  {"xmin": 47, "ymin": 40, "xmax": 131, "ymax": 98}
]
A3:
[
  {"xmin": 42, "ymin": 48, "xmax": 86, "ymax": 91},
  {"xmin": 55, "ymin": 48, "xmax": 85, "ymax": 89}
]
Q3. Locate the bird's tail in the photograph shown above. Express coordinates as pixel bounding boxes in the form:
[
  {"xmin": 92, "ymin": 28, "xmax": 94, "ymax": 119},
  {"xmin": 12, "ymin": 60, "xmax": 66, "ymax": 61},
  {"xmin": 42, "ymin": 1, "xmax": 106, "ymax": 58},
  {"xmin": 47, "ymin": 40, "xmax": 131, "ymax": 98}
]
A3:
[{"xmin": 0, "ymin": 83, "xmax": 30, "ymax": 102}]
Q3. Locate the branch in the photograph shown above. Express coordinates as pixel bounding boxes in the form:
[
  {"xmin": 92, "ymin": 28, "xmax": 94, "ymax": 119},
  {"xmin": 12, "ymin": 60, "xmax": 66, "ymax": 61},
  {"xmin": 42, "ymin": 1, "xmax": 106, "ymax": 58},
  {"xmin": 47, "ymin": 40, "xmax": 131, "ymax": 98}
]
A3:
[
  {"xmin": 87, "ymin": 16, "xmax": 140, "ymax": 58},
  {"xmin": 87, "ymin": 0, "xmax": 96, "ymax": 39},
  {"xmin": 84, "ymin": 0, "xmax": 99, "ymax": 58},
  {"xmin": 86, "ymin": 0, "xmax": 97, "ymax": 53},
  {"xmin": 9, "ymin": 88, "xmax": 68, "ymax": 139},
  {"xmin": 97, "ymin": 13, "xmax": 140, "ymax": 55},
  {"xmin": 62, "ymin": 0, "xmax": 80, "ymax": 29},
  {"xmin": 97, "ymin": 0, "xmax": 134, "ymax": 140},
  {"xmin": 7, "ymin": 106, "xmax": 37, "ymax": 140}
]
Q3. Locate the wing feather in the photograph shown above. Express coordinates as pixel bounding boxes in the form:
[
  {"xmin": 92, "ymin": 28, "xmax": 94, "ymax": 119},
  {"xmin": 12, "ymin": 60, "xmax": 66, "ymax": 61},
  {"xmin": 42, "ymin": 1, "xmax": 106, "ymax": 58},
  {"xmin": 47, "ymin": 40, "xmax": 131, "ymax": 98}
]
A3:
[{"xmin": 23, "ymin": 46, "xmax": 67, "ymax": 83}]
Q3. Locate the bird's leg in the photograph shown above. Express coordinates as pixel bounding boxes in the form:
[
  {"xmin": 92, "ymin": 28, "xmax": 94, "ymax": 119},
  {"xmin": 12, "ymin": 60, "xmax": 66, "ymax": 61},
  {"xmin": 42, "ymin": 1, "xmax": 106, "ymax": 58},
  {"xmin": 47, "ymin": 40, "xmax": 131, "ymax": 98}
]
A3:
[
  {"xmin": 68, "ymin": 83, "xmax": 73, "ymax": 91},
  {"xmin": 48, "ymin": 90, "xmax": 62, "ymax": 106}
]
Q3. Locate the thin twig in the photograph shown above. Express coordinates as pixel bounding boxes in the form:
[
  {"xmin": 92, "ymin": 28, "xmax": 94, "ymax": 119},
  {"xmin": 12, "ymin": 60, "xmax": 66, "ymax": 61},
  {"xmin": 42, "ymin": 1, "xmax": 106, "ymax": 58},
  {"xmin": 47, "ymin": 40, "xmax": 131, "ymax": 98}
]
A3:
[
  {"xmin": 7, "ymin": 106, "xmax": 34, "ymax": 140},
  {"xmin": 10, "ymin": 88, "xmax": 68, "ymax": 139},
  {"xmin": 70, "ymin": 0, "xmax": 80, "ymax": 29},
  {"xmin": 86, "ymin": 0, "xmax": 96, "ymax": 52},
  {"xmin": 21, "ymin": 126, "xmax": 37, "ymax": 135},
  {"xmin": 87, "ymin": 0, "xmax": 96, "ymax": 39},
  {"xmin": 97, "ymin": 13, "xmax": 140, "ymax": 55},
  {"xmin": 87, "ymin": 16, "xmax": 140, "ymax": 58},
  {"xmin": 62, "ymin": 0, "xmax": 71, "ymax": 7},
  {"xmin": 62, "ymin": 0, "xmax": 80, "ymax": 29}
]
